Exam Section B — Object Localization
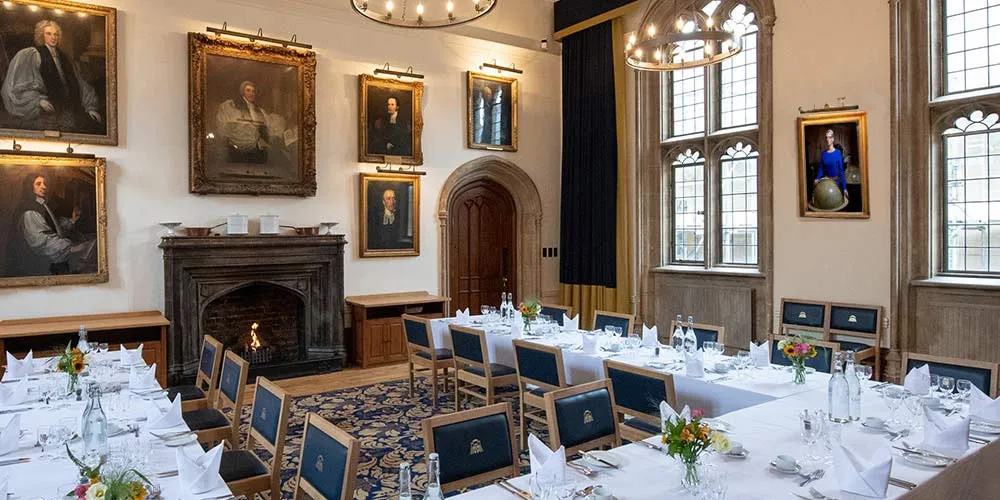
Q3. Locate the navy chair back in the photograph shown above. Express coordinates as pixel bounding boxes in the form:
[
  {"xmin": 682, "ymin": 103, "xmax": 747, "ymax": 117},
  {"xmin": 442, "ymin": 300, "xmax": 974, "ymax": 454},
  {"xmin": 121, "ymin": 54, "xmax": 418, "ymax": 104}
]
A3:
[
  {"xmin": 249, "ymin": 377, "xmax": 287, "ymax": 448},
  {"xmin": 605, "ymin": 361, "xmax": 674, "ymax": 417},
  {"xmin": 593, "ymin": 311, "xmax": 634, "ymax": 335},
  {"xmin": 905, "ymin": 358, "xmax": 995, "ymax": 396},
  {"xmin": 422, "ymin": 403, "xmax": 518, "ymax": 492},
  {"xmin": 781, "ymin": 299, "xmax": 828, "ymax": 337},
  {"xmin": 199, "ymin": 339, "xmax": 219, "ymax": 380},
  {"xmin": 296, "ymin": 413, "xmax": 360, "ymax": 500},
  {"xmin": 402, "ymin": 315, "xmax": 431, "ymax": 349},
  {"xmin": 829, "ymin": 305, "xmax": 879, "ymax": 335},
  {"xmin": 693, "ymin": 327, "xmax": 719, "ymax": 349},
  {"xmin": 219, "ymin": 354, "xmax": 244, "ymax": 404},
  {"xmin": 512, "ymin": 340, "xmax": 564, "ymax": 389},
  {"xmin": 545, "ymin": 380, "xmax": 619, "ymax": 455},
  {"xmin": 450, "ymin": 326, "xmax": 485, "ymax": 365},
  {"xmin": 540, "ymin": 304, "xmax": 572, "ymax": 326}
]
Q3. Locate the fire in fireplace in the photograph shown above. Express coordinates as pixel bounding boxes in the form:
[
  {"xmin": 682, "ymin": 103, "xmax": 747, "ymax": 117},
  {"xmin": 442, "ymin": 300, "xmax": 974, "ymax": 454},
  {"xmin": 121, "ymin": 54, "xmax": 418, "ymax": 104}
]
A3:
[{"xmin": 242, "ymin": 322, "xmax": 274, "ymax": 365}]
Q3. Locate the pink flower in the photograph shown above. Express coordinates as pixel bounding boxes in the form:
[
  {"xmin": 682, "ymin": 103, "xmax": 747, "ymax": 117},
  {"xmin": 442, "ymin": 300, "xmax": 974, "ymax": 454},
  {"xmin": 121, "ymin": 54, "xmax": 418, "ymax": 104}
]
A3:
[
  {"xmin": 691, "ymin": 408, "xmax": 705, "ymax": 419},
  {"xmin": 794, "ymin": 343, "xmax": 810, "ymax": 355},
  {"xmin": 75, "ymin": 484, "xmax": 89, "ymax": 499}
]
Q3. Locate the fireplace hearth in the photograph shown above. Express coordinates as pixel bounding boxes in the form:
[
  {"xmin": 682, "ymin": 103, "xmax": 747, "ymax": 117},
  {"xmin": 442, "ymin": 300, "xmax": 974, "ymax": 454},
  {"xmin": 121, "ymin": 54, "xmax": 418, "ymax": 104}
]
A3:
[{"xmin": 161, "ymin": 235, "xmax": 346, "ymax": 384}]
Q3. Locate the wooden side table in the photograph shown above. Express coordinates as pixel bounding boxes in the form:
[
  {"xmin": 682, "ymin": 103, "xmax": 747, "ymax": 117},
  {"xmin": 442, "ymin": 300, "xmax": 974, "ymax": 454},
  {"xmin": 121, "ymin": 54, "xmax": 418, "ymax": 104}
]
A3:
[{"xmin": 345, "ymin": 292, "xmax": 449, "ymax": 367}]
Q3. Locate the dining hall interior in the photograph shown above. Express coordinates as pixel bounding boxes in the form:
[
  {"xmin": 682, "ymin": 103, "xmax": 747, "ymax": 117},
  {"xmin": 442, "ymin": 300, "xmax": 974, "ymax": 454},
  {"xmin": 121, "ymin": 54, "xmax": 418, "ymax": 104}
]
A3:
[{"xmin": 0, "ymin": 0, "xmax": 999, "ymax": 498}]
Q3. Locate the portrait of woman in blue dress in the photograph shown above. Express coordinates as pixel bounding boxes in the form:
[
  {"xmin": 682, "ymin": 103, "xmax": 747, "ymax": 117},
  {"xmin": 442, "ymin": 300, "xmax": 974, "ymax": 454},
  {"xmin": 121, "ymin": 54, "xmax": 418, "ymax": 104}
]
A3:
[{"xmin": 814, "ymin": 129, "xmax": 849, "ymax": 201}]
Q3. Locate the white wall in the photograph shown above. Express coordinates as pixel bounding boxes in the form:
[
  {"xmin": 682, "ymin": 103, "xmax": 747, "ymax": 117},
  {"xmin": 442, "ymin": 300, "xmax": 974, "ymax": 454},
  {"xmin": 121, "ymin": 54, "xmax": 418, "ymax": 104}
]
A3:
[
  {"xmin": 772, "ymin": 0, "xmax": 892, "ymax": 317},
  {"xmin": 0, "ymin": 0, "xmax": 563, "ymax": 320}
]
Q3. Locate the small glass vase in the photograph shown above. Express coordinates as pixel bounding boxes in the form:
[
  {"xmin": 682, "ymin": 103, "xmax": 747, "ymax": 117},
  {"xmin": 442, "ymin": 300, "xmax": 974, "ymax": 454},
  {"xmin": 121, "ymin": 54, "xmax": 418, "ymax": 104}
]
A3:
[
  {"xmin": 792, "ymin": 360, "xmax": 807, "ymax": 385},
  {"xmin": 67, "ymin": 373, "xmax": 78, "ymax": 395},
  {"xmin": 523, "ymin": 317, "xmax": 532, "ymax": 333},
  {"xmin": 680, "ymin": 456, "xmax": 701, "ymax": 493}
]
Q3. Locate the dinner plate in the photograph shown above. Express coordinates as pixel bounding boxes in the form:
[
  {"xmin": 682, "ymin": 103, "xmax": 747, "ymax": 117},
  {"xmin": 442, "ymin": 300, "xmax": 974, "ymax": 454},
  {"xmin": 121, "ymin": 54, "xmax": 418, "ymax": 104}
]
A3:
[
  {"xmin": 582, "ymin": 450, "xmax": 623, "ymax": 469},
  {"xmin": 703, "ymin": 418, "xmax": 732, "ymax": 433},
  {"xmin": 900, "ymin": 452, "xmax": 951, "ymax": 468},
  {"xmin": 768, "ymin": 460, "xmax": 801, "ymax": 475},
  {"xmin": 555, "ymin": 342, "xmax": 575, "ymax": 350},
  {"xmin": 970, "ymin": 419, "xmax": 1000, "ymax": 435},
  {"xmin": 161, "ymin": 433, "xmax": 197, "ymax": 447},
  {"xmin": 645, "ymin": 361, "xmax": 669, "ymax": 370}
]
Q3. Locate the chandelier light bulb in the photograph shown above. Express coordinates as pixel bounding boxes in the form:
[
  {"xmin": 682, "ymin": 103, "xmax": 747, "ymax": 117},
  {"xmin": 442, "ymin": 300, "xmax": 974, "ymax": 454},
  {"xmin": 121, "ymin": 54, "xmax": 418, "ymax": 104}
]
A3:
[
  {"xmin": 385, "ymin": 0, "xmax": 393, "ymax": 11},
  {"xmin": 416, "ymin": 3, "xmax": 424, "ymax": 14},
  {"xmin": 676, "ymin": 17, "xmax": 684, "ymax": 29},
  {"xmin": 634, "ymin": 48, "xmax": 643, "ymax": 58},
  {"xmin": 447, "ymin": 0, "xmax": 454, "ymax": 11},
  {"xmin": 704, "ymin": 43, "xmax": 713, "ymax": 55},
  {"xmin": 654, "ymin": 49, "xmax": 662, "ymax": 61},
  {"xmin": 629, "ymin": 33, "xmax": 637, "ymax": 45},
  {"xmin": 706, "ymin": 17, "xmax": 714, "ymax": 27},
  {"xmin": 647, "ymin": 25, "xmax": 656, "ymax": 37}
]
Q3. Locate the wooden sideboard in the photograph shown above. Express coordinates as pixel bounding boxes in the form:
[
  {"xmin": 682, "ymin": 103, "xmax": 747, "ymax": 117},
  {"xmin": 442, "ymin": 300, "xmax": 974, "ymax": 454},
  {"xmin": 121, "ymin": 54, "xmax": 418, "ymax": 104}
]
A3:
[
  {"xmin": 0, "ymin": 311, "xmax": 169, "ymax": 386},
  {"xmin": 345, "ymin": 292, "xmax": 449, "ymax": 367}
]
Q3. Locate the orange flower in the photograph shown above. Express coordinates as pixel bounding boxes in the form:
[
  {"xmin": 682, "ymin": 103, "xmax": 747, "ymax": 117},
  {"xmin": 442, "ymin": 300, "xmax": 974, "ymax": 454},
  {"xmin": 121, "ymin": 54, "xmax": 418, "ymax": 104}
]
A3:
[
  {"xmin": 783, "ymin": 345, "xmax": 796, "ymax": 356},
  {"xmin": 808, "ymin": 348, "xmax": 818, "ymax": 358},
  {"xmin": 73, "ymin": 361, "xmax": 85, "ymax": 373},
  {"xmin": 697, "ymin": 424, "xmax": 710, "ymax": 441},
  {"xmin": 680, "ymin": 427, "xmax": 695, "ymax": 442}
]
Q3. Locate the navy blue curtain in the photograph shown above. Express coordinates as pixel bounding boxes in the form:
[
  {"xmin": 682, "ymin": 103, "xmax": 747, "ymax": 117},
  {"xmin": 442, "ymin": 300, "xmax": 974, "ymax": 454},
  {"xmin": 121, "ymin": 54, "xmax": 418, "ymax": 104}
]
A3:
[{"xmin": 558, "ymin": 21, "xmax": 618, "ymax": 288}]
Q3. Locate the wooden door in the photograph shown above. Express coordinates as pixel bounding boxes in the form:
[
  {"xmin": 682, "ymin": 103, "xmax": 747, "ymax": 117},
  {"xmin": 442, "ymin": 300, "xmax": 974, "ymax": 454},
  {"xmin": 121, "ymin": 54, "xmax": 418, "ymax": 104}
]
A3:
[{"xmin": 449, "ymin": 180, "xmax": 517, "ymax": 313}]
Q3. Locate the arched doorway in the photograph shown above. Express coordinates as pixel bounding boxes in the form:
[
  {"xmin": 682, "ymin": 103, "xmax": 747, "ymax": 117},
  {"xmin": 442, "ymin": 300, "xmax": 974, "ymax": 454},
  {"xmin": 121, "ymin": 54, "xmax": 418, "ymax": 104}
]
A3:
[
  {"xmin": 438, "ymin": 156, "xmax": 543, "ymax": 306},
  {"xmin": 448, "ymin": 179, "xmax": 517, "ymax": 312}
]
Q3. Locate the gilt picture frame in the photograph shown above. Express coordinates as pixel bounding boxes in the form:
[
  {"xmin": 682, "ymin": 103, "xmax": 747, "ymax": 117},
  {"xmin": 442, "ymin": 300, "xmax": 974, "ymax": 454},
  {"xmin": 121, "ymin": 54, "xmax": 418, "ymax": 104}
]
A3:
[
  {"xmin": 797, "ymin": 110, "xmax": 870, "ymax": 219},
  {"xmin": 359, "ymin": 74, "xmax": 423, "ymax": 166},
  {"xmin": 0, "ymin": 0, "xmax": 118, "ymax": 145},
  {"xmin": 359, "ymin": 172, "xmax": 420, "ymax": 258},
  {"xmin": 466, "ymin": 71, "xmax": 518, "ymax": 152},
  {"xmin": 188, "ymin": 33, "xmax": 317, "ymax": 196},
  {"xmin": 0, "ymin": 153, "xmax": 107, "ymax": 288}
]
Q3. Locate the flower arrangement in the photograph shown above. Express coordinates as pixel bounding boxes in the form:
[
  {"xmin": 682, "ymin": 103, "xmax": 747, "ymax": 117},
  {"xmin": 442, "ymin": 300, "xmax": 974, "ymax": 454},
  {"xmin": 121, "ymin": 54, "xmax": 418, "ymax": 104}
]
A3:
[
  {"xmin": 56, "ymin": 341, "xmax": 87, "ymax": 393},
  {"xmin": 661, "ymin": 408, "xmax": 730, "ymax": 491},
  {"xmin": 66, "ymin": 445, "xmax": 149, "ymax": 500},
  {"xmin": 777, "ymin": 334, "xmax": 817, "ymax": 384},
  {"xmin": 518, "ymin": 300, "xmax": 541, "ymax": 332}
]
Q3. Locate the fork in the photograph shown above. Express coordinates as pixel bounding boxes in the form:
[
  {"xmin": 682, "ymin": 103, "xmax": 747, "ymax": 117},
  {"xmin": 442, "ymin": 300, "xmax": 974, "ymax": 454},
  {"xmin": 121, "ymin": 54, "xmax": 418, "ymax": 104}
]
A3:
[
  {"xmin": 808, "ymin": 486, "xmax": 837, "ymax": 500},
  {"xmin": 798, "ymin": 469, "xmax": 826, "ymax": 487},
  {"xmin": 567, "ymin": 462, "xmax": 596, "ymax": 477}
]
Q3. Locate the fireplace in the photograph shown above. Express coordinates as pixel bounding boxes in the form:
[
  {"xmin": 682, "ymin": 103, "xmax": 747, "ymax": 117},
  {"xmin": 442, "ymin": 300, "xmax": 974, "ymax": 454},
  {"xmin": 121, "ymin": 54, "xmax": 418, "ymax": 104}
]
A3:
[{"xmin": 161, "ymin": 235, "xmax": 346, "ymax": 384}]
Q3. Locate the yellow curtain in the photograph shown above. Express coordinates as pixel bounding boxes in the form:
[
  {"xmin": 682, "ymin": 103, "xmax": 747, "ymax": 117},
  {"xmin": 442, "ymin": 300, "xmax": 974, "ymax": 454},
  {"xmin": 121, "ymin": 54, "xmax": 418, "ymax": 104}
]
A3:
[{"xmin": 560, "ymin": 17, "xmax": 634, "ymax": 330}]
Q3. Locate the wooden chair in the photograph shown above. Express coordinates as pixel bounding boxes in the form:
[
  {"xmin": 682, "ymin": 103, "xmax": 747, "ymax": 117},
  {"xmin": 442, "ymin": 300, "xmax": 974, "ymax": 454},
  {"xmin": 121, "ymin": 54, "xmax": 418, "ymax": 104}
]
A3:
[
  {"xmin": 219, "ymin": 377, "xmax": 290, "ymax": 499},
  {"xmin": 828, "ymin": 302, "xmax": 884, "ymax": 379},
  {"xmin": 592, "ymin": 310, "xmax": 635, "ymax": 336},
  {"xmin": 544, "ymin": 380, "xmax": 620, "ymax": 455},
  {"xmin": 668, "ymin": 319, "xmax": 726, "ymax": 350},
  {"xmin": 779, "ymin": 298, "xmax": 829, "ymax": 339},
  {"xmin": 603, "ymin": 359, "xmax": 676, "ymax": 443},
  {"xmin": 770, "ymin": 334, "xmax": 840, "ymax": 373},
  {"xmin": 902, "ymin": 352, "xmax": 1000, "ymax": 398},
  {"xmin": 422, "ymin": 402, "xmax": 519, "ymax": 493},
  {"xmin": 402, "ymin": 314, "xmax": 454, "ymax": 409},
  {"xmin": 900, "ymin": 439, "xmax": 1000, "ymax": 500},
  {"xmin": 167, "ymin": 335, "xmax": 223, "ymax": 412},
  {"xmin": 183, "ymin": 350, "xmax": 249, "ymax": 449},
  {"xmin": 449, "ymin": 325, "xmax": 518, "ymax": 411},
  {"xmin": 539, "ymin": 303, "xmax": 574, "ymax": 326},
  {"xmin": 511, "ymin": 339, "xmax": 568, "ymax": 449},
  {"xmin": 294, "ymin": 413, "xmax": 361, "ymax": 500}
]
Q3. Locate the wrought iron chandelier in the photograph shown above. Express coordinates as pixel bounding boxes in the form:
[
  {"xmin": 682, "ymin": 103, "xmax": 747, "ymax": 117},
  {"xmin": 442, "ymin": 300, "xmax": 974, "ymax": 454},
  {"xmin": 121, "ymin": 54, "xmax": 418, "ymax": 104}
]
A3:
[
  {"xmin": 350, "ymin": 0, "xmax": 497, "ymax": 28},
  {"xmin": 625, "ymin": 0, "xmax": 747, "ymax": 71}
]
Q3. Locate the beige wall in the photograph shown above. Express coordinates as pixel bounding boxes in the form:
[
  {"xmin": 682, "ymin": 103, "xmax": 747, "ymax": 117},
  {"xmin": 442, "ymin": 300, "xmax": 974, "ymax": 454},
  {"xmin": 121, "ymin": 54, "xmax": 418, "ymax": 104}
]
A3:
[
  {"xmin": 0, "ymin": 0, "xmax": 563, "ymax": 320},
  {"xmin": 771, "ymin": 0, "xmax": 892, "ymax": 324}
]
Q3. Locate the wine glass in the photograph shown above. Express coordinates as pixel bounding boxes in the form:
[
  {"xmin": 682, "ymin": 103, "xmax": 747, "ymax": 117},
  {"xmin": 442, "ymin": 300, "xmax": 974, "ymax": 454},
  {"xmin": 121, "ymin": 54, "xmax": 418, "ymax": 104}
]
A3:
[
  {"xmin": 603, "ymin": 325, "xmax": 616, "ymax": 337},
  {"xmin": 480, "ymin": 305, "xmax": 489, "ymax": 317},
  {"xmin": 929, "ymin": 374, "xmax": 940, "ymax": 395},
  {"xmin": 736, "ymin": 351, "xmax": 751, "ymax": 378},
  {"xmin": 627, "ymin": 332, "xmax": 642, "ymax": 355},
  {"xmin": 883, "ymin": 386, "xmax": 906, "ymax": 426},
  {"xmin": 957, "ymin": 379, "xmax": 973, "ymax": 411},
  {"xmin": 856, "ymin": 365, "xmax": 873, "ymax": 392},
  {"xmin": 800, "ymin": 409, "xmax": 825, "ymax": 462},
  {"xmin": 903, "ymin": 395, "xmax": 923, "ymax": 431},
  {"xmin": 37, "ymin": 425, "xmax": 53, "ymax": 461},
  {"xmin": 715, "ymin": 342, "xmax": 726, "ymax": 357},
  {"xmin": 939, "ymin": 376, "xmax": 955, "ymax": 400},
  {"xmin": 49, "ymin": 424, "xmax": 69, "ymax": 461}
]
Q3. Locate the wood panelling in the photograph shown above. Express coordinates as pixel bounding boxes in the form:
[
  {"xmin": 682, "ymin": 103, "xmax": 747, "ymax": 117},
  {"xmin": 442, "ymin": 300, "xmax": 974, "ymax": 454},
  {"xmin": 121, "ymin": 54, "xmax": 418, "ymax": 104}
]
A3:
[
  {"xmin": 910, "ymin": 286, "xmax": 1000, "ymax": 364},
  {"xmin": 650, "ymin": 274, "xmax": 758, "ymax": 349}
]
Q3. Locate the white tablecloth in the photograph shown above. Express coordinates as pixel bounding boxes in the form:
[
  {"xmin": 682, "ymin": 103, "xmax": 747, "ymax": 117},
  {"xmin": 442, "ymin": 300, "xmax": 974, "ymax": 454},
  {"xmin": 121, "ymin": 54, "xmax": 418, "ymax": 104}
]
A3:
[
  {"xmin": 0, "ymin": 355, "xmax": 231, "ymax": 500},
  {"xmin": 434, "ymin": 318, "xmax": 996, "ymax": 499}
]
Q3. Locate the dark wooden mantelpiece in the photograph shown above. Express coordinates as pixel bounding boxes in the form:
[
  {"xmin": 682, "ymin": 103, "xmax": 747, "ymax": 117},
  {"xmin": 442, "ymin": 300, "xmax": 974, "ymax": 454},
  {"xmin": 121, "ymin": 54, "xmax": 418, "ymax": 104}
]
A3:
[{"xmin": 160, "ymin": 235, "xmax": 346, "ymax": 384}]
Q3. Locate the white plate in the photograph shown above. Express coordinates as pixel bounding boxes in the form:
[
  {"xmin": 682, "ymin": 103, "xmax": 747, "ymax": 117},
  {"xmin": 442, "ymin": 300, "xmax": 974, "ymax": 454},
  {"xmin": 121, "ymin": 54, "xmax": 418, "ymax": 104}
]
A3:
[
  {"xmin": 582, "ymin": 450, "xmax": 623, "ymax": 469},
  {"xmin": 970, "ymin": 419, "xmax": 1000, "ymax": 435},
  {"xmin": 703, "ymin": 418, "xmax": 733, "ymax": 433},
  {"xmin": 162, "ymin": 433, "xmax": 197, "ymax": 447},
  {"xmin": 769, "ymin": 460, "xmax": 801, "ymax": 475},
  {"xmin": 645, "ymin": 361, "xmax": 669, "ymax": 370},
  {"xmin": 900, "ymin": 452, "xmax": 951, "ymax": 468}
]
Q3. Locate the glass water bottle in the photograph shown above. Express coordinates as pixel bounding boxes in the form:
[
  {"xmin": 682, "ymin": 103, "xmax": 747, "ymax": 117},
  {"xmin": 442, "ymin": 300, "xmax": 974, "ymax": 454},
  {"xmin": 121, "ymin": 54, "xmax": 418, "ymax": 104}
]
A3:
[
  {"xmin": 425, "ymin": 453, "xmax": 444, "ymax": 500},
  {"xmin": 81, "ymin": 383, "xmax": 108, "ymax": 458},
  {"xmin": 827, "ymin": 352, "xmax": 850, "ymax": 423},
  {"xmin": 672, "ymin": 314, "xmax": 685, "ymax": 350},
  {"xmin": 398, "ymin": 461, "xmax": 413, "ymax": 500},
  {"xmin": 844, "ymin": 351, "xmax": 862, "ymax": 421},
  {"xmin": 683, "ymin": 315, "xmax": 698, "ymax": 354},
  {"xmin": 77, "ymin": 325, "xmax": 90, "ymax": 354}
]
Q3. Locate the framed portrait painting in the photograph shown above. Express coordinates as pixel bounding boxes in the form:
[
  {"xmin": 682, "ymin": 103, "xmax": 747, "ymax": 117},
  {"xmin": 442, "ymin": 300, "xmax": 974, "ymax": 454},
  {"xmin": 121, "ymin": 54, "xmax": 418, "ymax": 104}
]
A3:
[
  {"xmin": 467, "ymin": 71, "xmax": 518, "ymax": 151},
  {"xmin": 359, "ymin": 74, "xmax": 423, "ymax": 166},
  {"xmin": 797, "ymin": 111, "xmax": 870, "ymax": 219},
  {"xmin": 359, "ymin": 173, "xmax": 419, "ymax": 257},
  {"xmin": 0, "ymin": 0, "xmax": 118, "ymax": 145},
  {"xmin": 188, "ymin": 33, "xmax": 316, "ymax": 196},
  {"xmin": 0, "ymin": 152, "xmax": 107, "ymax": 288}
]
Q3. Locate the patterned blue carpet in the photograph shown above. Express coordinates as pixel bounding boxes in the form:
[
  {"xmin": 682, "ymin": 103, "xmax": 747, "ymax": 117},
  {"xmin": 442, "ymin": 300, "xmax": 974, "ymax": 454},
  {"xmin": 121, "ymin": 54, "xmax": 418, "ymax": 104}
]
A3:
[{"xmin": 237, "ymin": 377, "xmax": 540, "ymax": 498}]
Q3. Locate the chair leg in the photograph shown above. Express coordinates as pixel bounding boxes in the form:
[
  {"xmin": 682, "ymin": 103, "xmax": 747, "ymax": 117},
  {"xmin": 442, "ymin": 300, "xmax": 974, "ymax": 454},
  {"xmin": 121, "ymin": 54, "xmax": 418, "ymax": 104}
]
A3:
[
  {"xmin": 431, "ymin": 369, "xmax": 439, "ymax": 409},
  {"xmin": 518, "ymin": 393, "xmax": 528, "ymax": 450},
  {"xmin": 487, "ymin": 384, "xmax": 495, "ymax": 406},
  {"xmin": 408, "ymin": 361, "xmax": 415, "ymax": 398},
  {"xmin": 454, "ymin": 377, "xmax": 461, "ymax": 412}
]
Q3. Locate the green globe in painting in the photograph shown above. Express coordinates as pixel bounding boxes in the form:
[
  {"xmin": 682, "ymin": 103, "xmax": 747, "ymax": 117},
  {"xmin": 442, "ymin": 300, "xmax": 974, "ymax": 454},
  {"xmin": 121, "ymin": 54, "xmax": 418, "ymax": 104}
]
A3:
[{"xmin": 812, "ymin": 177, "xmax": 845, "ymax": 210}]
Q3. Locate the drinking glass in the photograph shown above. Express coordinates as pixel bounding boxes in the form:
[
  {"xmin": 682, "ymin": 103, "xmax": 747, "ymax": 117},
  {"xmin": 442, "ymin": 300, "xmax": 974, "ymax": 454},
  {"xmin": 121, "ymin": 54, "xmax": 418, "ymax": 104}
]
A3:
[
  {"xmin": 480, "ymin": 305, "xmax": 489, "ymax": 317},
  {"xmin": 529, "ymin": 471, "xmax": 558, "ymax": 498},
  {"xmin": 37, "ymin": 425, "xmax": 53, "ymax": 461},
  {"xmin": 627, "ymin": 332, "xmax": 642, "ymax": 355},
  {"xmin": 939, "ymin": 376, "xmax": 955, "ymax": 400},
  {"xmin": 799, "ymin": 409, "xmax": 824, "ymax": 462},
  {"xmin": 822, "ymin": 420, "xmax": 843, "ymax": 465},
  {"xmin": 883, "ymin": 386, "xmax": 906, "ymax": 425},
  {"xmin": 856, "ymin": 365, "xmax": 873, "ymax": 387},
  {"xmin": 49, "ymin": 424, "xmax": 69, "ymax": 460},
  {"xmin": 715, "ymin": 342, "xmax": 726, "ymax": 357},
  {"xmin": 903, "ymin": 395, "xmax": 923, "ymax": 431},
  {"xmin": 957, "ymin": 379, "xmax": 972, "ymax": 401},
  {"xmin": 60, "ymin": 417, "xmax": 78, "ymax": 441},
  {"xmin": 929, "ymin": 374, "xmax": 940, "ymax": 394},
  {"xmin": 736, "ymin": 351, "xmax": 751, "ymax": 378},
  {"xmin": 703, "ymin": 341, "xmax": 716, "ymax": 356}
]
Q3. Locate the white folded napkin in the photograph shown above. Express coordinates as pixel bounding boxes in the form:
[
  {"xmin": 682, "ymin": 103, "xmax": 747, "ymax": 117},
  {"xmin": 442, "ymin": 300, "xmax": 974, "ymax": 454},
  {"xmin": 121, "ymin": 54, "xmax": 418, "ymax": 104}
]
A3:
[
  {"xmin": 0, "ymin": 476, "xmax": 8, "ymax": 500},
  {"xmin": 0, "ymin": 415, "xmax": 20, "ymax": 457},
  {"xmin": 511, "ymin": 310, "xmax": 523, "ymax": 338},
  {"xmin": 685, "ymin": 351, "xmax": 705, "ymax": 378},
  {"xmin": 147, "ymin": 395, "xmax": 184, "ymax": 431},
  {"xmin": 749, "ymin": 341, "xmax": 770, "ymax": 368},
  {"xmin": 129, "ymin": 363, "xmax": 158, "ymax": 390},
  {"xmin": 660, "ymin": 401, "xmax": 691, "ymax": 428},
  {"xmin": 563, "ymin": 314, "xmax": 579, "ymax": 331},
  {"xmin": 455, "ymin": 308, "xmax": 471, "ymax": 323},
  {"xmin": 903, "ymin": 364, "xmax": 930, "ymax": 396},
  {"xmin": 0, "ymin": 379, "xmax": 30, "ymax": 406},
  {"xmin": 2, "ymin": 351, "xmax": 34, "ymax": 381},
  {"xmin": 120, "ymin": 344, "xmax": 144, "ymax": 366},
  {"xmin": 922, "ymin": 406, "xmax": 970, "ymax": 457},
  {"xmin": 177, "ymin": 443, "xmax": 227, "ymax": 495},
  {"xmin": 581, "ymin": 332, "xmax": 597, "ymax": 354},
  {"xmin": 969, "ymin": 385, "xmax": 1000, "ymax": 423},
  {"xmin": 642, "ymin": 324, "xmax": 659, "ymax": 348},
  {"xmin": 528, "ymin": 433, "xmax": 565, "ymax": 482},
  {"xmin": 834, "ymin": 443, "xmax": 892, "ymax": 498}
]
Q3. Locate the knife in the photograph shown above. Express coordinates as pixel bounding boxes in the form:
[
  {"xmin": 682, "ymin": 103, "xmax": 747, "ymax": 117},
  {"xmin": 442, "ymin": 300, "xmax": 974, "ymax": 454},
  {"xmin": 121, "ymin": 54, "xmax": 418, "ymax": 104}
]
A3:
[
  {"xmin": 891, "ymin": 446, "xmax": 957, "ymax": 463},
  {"xmin": 497, "ymin": 478, "xmax": 531, "ymax": 499},
  {"xmin": 0, "ymin": 458, "xmax": 28, "ymax": 467},
  {"xmin": 0, "ymin": 407, "xmax": 35, "ymax": 415},
  {"xmin": 635, "ymin": 440, "xmax": 665, "ymax": 452},
  {"xmin": 888, "ymin": 477, "xmax": 917, "ymax": 490},
  {"xmin": 581, "ymin": 451, "xmax": 620, "ymax": 469},
  {"xmin": 968, "ymin": 435, "xmax": 990, "ymax": 445}
]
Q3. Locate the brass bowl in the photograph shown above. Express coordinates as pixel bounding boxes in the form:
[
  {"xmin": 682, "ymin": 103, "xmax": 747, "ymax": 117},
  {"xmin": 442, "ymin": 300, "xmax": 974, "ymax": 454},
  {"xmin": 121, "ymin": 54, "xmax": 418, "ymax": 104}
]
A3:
[
  {"xmin": 294, "ymin": 226, "xmax": 319, "ymax": 236},
  {"xmin": 183, "ymin": 227, "xmax": 214, "ymax": 236}
]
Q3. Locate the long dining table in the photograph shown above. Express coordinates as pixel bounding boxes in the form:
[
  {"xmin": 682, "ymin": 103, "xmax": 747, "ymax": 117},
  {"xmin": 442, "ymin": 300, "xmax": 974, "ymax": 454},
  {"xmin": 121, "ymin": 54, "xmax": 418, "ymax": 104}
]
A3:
[
  {"xmin": 0, "ymin": 353, "xmax": 232, "ymax": 500},
  {"xmin": 433, "ymin": 317, "xmax": 997, "ymax": 499}
]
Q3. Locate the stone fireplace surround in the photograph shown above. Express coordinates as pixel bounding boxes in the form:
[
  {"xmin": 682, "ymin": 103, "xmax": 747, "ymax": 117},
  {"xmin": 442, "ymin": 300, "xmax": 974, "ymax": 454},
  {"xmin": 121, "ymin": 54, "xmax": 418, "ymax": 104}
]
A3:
[{"xmin": 160, "ymin": 235, "xmax": 346, "ymax": 384}]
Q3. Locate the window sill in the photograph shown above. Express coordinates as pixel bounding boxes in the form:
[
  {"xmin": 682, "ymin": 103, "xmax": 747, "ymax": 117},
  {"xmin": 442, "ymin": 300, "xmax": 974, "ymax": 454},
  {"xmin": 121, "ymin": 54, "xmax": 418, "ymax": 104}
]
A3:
[
  {"xmin": 911, "ymin": 276, "xmax": 1000, "ymax": 291},
  {"xmin": 651, "ymin": 265, "xmax": 765, "ymax": 278}
]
